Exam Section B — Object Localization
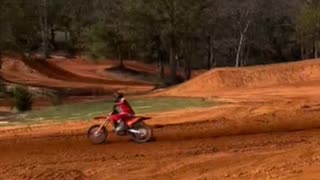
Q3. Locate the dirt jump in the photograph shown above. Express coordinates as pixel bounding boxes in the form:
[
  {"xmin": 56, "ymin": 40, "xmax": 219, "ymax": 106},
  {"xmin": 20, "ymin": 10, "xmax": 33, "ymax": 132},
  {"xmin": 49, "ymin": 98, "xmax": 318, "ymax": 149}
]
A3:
[
  {"xmin": 0, "ymin": 57, "xmax": 155, "ymax": 95},
  {"xmin": 1, "ymin": 58, "xmax": 320, "ymax": 179}
]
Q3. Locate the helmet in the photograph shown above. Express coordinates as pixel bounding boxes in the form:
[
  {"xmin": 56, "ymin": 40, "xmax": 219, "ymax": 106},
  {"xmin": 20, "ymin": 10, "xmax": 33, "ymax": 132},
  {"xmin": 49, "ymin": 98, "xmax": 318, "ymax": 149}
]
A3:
[{"xmin": 114, "ymin": 90, "xmax": 124, "ymax": 100}]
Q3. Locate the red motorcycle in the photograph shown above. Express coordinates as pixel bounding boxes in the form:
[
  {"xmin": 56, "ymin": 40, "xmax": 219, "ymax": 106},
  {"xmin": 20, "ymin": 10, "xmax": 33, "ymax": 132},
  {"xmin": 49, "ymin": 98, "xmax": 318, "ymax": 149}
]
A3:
[{"xmin": 87, "ymin": 109, "xmax": 153, "ymax": 144}]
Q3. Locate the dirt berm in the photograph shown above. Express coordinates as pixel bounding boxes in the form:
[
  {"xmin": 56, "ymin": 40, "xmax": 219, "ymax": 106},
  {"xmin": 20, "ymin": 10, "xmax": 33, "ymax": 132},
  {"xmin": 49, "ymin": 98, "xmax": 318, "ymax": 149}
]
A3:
[
  {"xmin": 20, "ymin": 56, "xmax": 151, "ymax": 86},
  {"xmin": 159, "ymin": 59, "xmax": 320, "ymax": 97}
]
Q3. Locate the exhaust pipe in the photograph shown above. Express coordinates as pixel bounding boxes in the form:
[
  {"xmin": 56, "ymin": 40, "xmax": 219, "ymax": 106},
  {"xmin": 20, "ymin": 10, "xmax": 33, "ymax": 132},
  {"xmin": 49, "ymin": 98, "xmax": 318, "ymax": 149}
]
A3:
[{"xmin": 128, "ymin": 129, "xmax": 140, "ymax": 134}]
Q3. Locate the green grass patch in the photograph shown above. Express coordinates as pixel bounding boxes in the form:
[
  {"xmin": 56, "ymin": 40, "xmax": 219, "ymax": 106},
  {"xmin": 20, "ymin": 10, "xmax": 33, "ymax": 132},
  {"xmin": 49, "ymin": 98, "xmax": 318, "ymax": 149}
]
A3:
[{"xmin": 5, "ymin": 97, "xmax": 216, "ymax": 126}]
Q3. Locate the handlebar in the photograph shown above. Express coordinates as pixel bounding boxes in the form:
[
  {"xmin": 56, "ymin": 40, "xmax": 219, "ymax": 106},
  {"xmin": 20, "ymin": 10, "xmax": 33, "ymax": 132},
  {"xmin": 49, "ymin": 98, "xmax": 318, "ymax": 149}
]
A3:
[{"xmin": 110, "ymin": 107, "xmax": 119, "ymax": 116}]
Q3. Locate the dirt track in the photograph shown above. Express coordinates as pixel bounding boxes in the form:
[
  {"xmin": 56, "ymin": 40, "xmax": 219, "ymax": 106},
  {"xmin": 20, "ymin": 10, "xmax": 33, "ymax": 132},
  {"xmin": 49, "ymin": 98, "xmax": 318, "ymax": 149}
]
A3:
[
  {"xmin": 2, "ymin": 58, "xmax": 320, "ymax": 179},
  {"xmin": 0, "ymin": 57, "xmax": 155, "ymax": 95},
  {"xmin": 1, "ymin": 120, "xmax": 320, "ymax": 180},
  {"xmin": 1, "ymin": 96, "xmax": 320, "ymax": 179},
  {"xmin": 0, "ymin": 56, "xmax": 205, "ymax": 95}
]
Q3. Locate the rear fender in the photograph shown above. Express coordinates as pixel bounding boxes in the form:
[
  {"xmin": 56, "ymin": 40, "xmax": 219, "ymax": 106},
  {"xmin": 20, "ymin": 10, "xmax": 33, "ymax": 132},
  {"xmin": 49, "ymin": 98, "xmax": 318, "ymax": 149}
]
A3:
[{"xmin": 127, "ymin": 116, "xmax": 151, "ymax": 127}]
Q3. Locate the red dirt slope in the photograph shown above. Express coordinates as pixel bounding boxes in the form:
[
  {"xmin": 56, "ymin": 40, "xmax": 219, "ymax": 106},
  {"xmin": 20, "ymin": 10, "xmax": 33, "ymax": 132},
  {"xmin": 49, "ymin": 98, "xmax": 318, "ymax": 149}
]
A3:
[
  {"xmin": 20, "ymin": 57, "xmax": 150, "ymax": 86},
  {"xmin": 0, "ymin": 57, "xmax": 154, "ymax": 94},
  {"xmin": 53, "ymin": 58, "xmax": 204, "ymax": 80},
  {"xmin": 158, "ymin": 59, "xmax": 320, "ymax": 98}
]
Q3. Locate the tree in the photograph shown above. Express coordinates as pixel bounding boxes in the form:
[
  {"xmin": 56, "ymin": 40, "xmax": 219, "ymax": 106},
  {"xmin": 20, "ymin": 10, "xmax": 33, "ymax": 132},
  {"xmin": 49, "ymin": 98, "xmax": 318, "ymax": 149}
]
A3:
[
  {"xmin": 127, "ymin": 0, "xmax": 166, "ymax": 78},
  {"xmin": 0, "ymin": 0, "xmax": 10, "ymax": 69},
  {"xmin": 177, "ymin": 0, "xmax": 210, "ymax": 79},
  {"xmin": 83, "ymin": 23, "xmax": 126, "ymax": 64},
  {"xmin": 13, "ymin": 86, "xmax": 33, "ymax": 112},
  {"xmin": 6, "ymin": 0, "xmax": 40, "ymax": 53},
  {"xmin": 297, "ymin": 0, "xmax": 320, "ymax": 59},
  {"xmin": 83, "ymin": 0, "xmax": 131, "ymax": 66},
  {"xmin": 0, "ymin": 0, "xmax": 45, "ymax": 71},
  {"xmin": 231, "ymin": 0, "xmax": 259, "ymax": 67},
  {"xmin": 39, "ymin": 0, "xmax": 49, "ymax": 58},
  {"xmin": 51, "ymin": 0, "xmax": 94, "ymax": 55},
  {"xmin": 0, "ymin": 0, "xmax": 315, "ymax": 85},
  {"xmin": 0, "ymin": 9, "xmax": 5, "ymax": 68},
  {"xmin": 129, "ymin": 0, "xmax": 211, "ymax": 82},
  {"xmin": 249, "ymin": 0, "xmax": 296, "ymax": 63}
]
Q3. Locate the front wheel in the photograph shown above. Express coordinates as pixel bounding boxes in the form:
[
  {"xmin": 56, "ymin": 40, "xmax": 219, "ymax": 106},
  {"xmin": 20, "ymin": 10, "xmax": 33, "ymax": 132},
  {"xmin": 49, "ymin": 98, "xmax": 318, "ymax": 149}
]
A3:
[
  {"xmin": 130, "ymin": 122, "xmax": 153, "ymax": 143},
  {"xmin": 87, "ymin": 125, "xmax": 108, "ymax": 144}
]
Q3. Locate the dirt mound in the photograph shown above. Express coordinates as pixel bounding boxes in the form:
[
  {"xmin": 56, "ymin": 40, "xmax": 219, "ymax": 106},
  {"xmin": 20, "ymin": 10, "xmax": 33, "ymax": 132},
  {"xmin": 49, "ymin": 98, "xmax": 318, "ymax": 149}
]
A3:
[
  {"xmin": 20, "ymin": 57, "xmax": 151, "ymax": 86},
  {"xmin": 0, "ymin": 58, "xmax": 154, "ymax": 95},
  {"xmin": 160, "ymin": 59, "xmax": 320, "ymax": 97},
  {"xmin": 126, "ymin": 61, "xmax": 205, "ymax": 78},
  {"xmin": 54, "ymin": 59, "xmax": 159, "ymax": 83}
]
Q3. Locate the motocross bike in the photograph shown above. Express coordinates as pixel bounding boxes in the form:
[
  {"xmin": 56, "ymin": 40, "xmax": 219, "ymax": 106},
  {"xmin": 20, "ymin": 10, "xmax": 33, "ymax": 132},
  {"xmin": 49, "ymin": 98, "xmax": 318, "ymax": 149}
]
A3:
[{"xmin": 87, "ymin": 109, "xmax": 153, "ymax": 144}]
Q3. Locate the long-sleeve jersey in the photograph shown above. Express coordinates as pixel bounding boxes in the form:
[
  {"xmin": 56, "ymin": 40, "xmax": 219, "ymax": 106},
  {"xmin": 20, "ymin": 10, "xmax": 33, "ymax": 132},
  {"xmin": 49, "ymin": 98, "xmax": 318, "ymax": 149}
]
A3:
[{"xmin": 116, "ymin": 97, "xmax": 135, "ymax": 115}]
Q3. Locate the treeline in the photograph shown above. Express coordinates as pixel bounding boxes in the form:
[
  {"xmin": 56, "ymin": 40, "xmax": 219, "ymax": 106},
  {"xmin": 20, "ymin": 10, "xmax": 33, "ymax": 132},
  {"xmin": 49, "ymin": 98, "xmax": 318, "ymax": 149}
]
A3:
[{"xmin": 0, "ymin": 0, "xmax": 320, "ymax": 82}]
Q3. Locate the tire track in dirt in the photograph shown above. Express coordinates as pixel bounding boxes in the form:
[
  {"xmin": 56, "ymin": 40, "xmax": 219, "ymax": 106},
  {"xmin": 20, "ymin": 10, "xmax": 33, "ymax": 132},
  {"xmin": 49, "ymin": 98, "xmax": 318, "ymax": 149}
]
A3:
[{"xmin": 1, "ymin": 125, "xmax": 320, "ymax": 180}]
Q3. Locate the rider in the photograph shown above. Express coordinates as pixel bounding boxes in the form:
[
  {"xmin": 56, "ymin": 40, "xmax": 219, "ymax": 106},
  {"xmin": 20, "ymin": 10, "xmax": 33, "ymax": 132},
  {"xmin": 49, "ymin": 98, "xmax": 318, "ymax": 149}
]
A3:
[{"xmin": 111, "ymin": 91, "xmax": 135, "ymax": 133}]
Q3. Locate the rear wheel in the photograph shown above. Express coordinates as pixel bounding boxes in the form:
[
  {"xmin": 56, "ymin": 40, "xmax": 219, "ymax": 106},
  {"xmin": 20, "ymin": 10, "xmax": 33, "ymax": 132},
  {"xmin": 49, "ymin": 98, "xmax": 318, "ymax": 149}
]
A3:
[
  {"xmin": 130, "ymin": 122, "xmax": 153, "ymax": 143},
  {"xmin": 87, "ymin": 125, "xmax": 108, "ymax": 144}
]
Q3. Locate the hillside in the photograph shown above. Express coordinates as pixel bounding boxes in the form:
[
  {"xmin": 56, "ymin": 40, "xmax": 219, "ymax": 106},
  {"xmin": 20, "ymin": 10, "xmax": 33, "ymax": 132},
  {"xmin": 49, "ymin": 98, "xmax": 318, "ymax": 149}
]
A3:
[{"xmin": 158, "ymin": 59, "xmax": 320, "ymax": 98}]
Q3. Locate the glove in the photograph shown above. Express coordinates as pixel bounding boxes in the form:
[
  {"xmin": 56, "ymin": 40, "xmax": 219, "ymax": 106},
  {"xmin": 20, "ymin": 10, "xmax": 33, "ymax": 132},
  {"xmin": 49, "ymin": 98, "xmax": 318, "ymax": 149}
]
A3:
[{"xmin": 111, "ymin": 105, "xmax": 119, "ymax": 115}]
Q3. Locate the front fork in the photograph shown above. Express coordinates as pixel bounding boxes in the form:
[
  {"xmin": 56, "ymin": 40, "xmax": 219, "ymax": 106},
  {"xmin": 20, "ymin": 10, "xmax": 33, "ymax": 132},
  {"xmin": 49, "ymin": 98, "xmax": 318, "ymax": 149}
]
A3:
[{"xmin": 95, "ymin": 115, "xmax": 111, "ymax": 135}]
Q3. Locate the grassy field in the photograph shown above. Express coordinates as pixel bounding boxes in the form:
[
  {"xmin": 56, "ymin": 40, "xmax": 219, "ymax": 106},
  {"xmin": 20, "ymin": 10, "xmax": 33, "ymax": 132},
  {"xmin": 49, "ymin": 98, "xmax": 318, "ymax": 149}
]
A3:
[{"xmin": 2, "ymin": 97, "xmax": 216, "ymax": 126}]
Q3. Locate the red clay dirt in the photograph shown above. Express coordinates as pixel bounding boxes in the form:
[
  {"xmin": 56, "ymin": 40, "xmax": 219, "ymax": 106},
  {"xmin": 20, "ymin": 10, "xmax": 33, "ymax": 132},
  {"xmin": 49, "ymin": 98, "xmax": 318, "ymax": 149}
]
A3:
[
  {"xmin": 2, "ymin": 59, "xmax": 320, "ymax": 179},
  {"xmin": 0, "ymin": 56, "xmax": 204, "ymax": 96},
  {"xmin": 1, "ymin": 57, "xmax": 203, "ymax": 93},
  {"xmin": 156, "ymin": 59, "xmax": 320, "ymax": 99},
  {"xmin": 0, "ymin": 57, "xmax": 155, "ymax": 94},
  {"xmin": 19, "ymin": 56, "xmax": 152, "ymax": 86}
]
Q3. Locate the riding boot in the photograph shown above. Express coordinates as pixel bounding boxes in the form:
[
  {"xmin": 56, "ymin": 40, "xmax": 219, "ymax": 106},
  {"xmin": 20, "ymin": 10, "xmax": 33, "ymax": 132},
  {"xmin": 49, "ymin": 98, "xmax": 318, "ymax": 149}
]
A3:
[{"xmin": 115, "ymin": 119, "xmax": 125, "ymax": 134}]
